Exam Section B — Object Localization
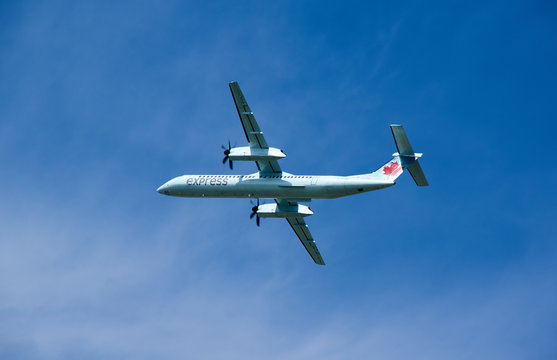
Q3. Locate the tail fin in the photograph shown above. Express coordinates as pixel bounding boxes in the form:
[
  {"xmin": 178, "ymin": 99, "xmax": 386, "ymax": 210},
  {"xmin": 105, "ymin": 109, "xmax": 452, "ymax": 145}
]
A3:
[
  {"xmin": 390, "ymin": 124, "xmax": 428, "ymax": 186},
  {"xmin": 366, "ymin": 125, "xmax": 428, "ymax": 186},
  {"xmin": 369, "ymin": 156, "xmax": 405, "ymax": 182}
]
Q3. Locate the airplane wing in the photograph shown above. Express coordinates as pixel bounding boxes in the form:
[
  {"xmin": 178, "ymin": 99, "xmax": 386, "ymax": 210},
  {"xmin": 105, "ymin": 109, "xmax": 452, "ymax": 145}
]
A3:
[
  {"xmin": 286, "ymin": 215, "xmax": 325, "ymax": 266},
  {"xmin": 229, "ymin": 81, "xmax": 282, "ymax": 174}
]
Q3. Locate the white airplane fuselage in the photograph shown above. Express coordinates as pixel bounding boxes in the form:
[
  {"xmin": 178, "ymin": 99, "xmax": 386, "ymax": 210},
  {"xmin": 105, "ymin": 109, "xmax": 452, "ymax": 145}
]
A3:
[{"xmin": 157, "ymin": 172, "xmax": 395, "ymax": 200}]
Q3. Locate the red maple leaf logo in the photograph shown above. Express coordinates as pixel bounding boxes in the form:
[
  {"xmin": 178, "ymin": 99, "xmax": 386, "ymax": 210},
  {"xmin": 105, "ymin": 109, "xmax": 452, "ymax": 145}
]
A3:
[{"xmin": 383, "ymin": 162, "xmax": 401, "ymax": 175}]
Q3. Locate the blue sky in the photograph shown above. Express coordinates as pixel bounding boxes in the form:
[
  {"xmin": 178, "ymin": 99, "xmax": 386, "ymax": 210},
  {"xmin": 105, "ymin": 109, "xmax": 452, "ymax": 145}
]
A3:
[{"xmin": 1, "ymin": 1, "xmax": 556, "ymax": 359}]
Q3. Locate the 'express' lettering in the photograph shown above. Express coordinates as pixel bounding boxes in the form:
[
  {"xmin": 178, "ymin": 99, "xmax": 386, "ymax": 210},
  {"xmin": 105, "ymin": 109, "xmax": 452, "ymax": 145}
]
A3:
[{"xmin": 187, "ymin": 177, "xmax": 228, "ymax": 186}]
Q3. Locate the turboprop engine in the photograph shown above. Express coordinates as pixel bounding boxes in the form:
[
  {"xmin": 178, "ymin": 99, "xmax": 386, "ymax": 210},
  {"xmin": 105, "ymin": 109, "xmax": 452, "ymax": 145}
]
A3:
[
  {"xmin": 256, "ymin": 203, "xmax": 313, "ymax": 218},
  {"xmin": 222, "ymin": 139, "xmax": 286, "ymax": 169},
  {"xmin": 228, "ymin": 146, "xmax": 286, "ymax": 161},
  {"xmin": 249, "ymin": 200, "xmax": 312, "ymax": 227}
]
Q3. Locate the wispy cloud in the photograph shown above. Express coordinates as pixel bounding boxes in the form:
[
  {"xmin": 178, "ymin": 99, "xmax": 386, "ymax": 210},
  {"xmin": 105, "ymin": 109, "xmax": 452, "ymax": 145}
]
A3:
[{"xmin": 1, "ymin": 185, "xmax": 555, "ymax": 359}]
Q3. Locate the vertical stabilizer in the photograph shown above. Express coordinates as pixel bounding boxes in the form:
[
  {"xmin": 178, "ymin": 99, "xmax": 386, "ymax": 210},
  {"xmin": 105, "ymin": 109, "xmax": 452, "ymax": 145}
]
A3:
[{"xmin": 369, "ymin": 156, "xmax": 404, "ymax": 182}]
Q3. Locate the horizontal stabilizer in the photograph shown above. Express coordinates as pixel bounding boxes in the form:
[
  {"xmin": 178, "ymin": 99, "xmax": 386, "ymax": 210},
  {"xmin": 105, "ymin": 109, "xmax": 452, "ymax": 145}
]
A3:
[
  {"xmin": 407, "ymin": 160, "xmax": 429, "ymax": 186},
  {"xmin": 390, "ymin": 124, "xmax": 414, "ymax": 156}
]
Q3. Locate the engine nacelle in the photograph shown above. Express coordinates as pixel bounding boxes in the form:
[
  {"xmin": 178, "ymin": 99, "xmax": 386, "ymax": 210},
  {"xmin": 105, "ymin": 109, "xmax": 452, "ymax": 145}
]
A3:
[
  {"xmin": 257, "ymin": 203, "xmax": 313, "ymax": 218},
  {"xmin": 228, "ymin": 146, "xmax": 286, "ymax": 161}
]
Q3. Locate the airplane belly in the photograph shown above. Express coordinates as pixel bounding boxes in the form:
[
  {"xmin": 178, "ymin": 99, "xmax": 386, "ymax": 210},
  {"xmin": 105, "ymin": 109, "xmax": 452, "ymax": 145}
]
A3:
[
  {"xmin": 178, "ymin": 180, "xmax": 283, "ymax": 198},
  {"xmin": 234, "ymin": 182, "xmax": 284, "ymax": 198},
  {"xmin": 164, "ymin": 176, "xmax": 391, "ymax": 200},
  {"xmin": 305, "ymin": 178, "xmax": 389, "ymax": 199}
]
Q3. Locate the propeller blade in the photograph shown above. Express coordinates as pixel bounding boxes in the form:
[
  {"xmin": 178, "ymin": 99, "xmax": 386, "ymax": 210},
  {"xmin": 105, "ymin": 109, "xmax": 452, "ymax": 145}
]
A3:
[
  {"xmin": 221, "ymin": 140, "xmax": 233, "ymax": 170},
  {"xmin": 250, "ymin": 199, "xmax": 261, "ymax": 226}
]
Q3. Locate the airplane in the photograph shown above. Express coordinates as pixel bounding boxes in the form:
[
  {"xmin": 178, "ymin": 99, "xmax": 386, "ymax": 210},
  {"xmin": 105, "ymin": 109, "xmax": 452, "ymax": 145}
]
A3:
[{"xmin": 157, "ymin": 81, "xmax": 428, "ymax": 265}]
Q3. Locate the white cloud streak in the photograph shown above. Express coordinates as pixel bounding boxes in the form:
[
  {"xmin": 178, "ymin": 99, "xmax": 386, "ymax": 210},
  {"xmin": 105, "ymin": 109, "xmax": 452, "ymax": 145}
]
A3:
[{"xmin": 1, "ymin": 188, "xmax": 555, "ymax": 359}]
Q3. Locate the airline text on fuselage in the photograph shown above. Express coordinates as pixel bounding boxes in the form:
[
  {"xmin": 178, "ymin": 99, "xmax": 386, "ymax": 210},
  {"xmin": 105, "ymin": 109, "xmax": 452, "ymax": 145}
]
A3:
[{"xmin": 186, "ymin": 176, "xmax": 229, "ymax": 186}]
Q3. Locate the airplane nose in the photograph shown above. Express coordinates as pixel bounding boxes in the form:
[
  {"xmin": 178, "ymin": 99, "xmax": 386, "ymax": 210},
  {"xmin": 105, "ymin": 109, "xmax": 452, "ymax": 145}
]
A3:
[{"xmin": 157, "ymin": 179, "xmax": 176, "ymax": 195}]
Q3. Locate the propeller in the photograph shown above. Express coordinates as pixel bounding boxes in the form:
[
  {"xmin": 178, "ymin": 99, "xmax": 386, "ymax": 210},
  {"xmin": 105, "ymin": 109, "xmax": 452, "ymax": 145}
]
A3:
[
  {"xmin": 221, "ymin": 140, "xmax": 233, "ymax": 170},
  {"xmin": 250, "ymin": 199, "xmax": 261, "ymax": 227}
]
